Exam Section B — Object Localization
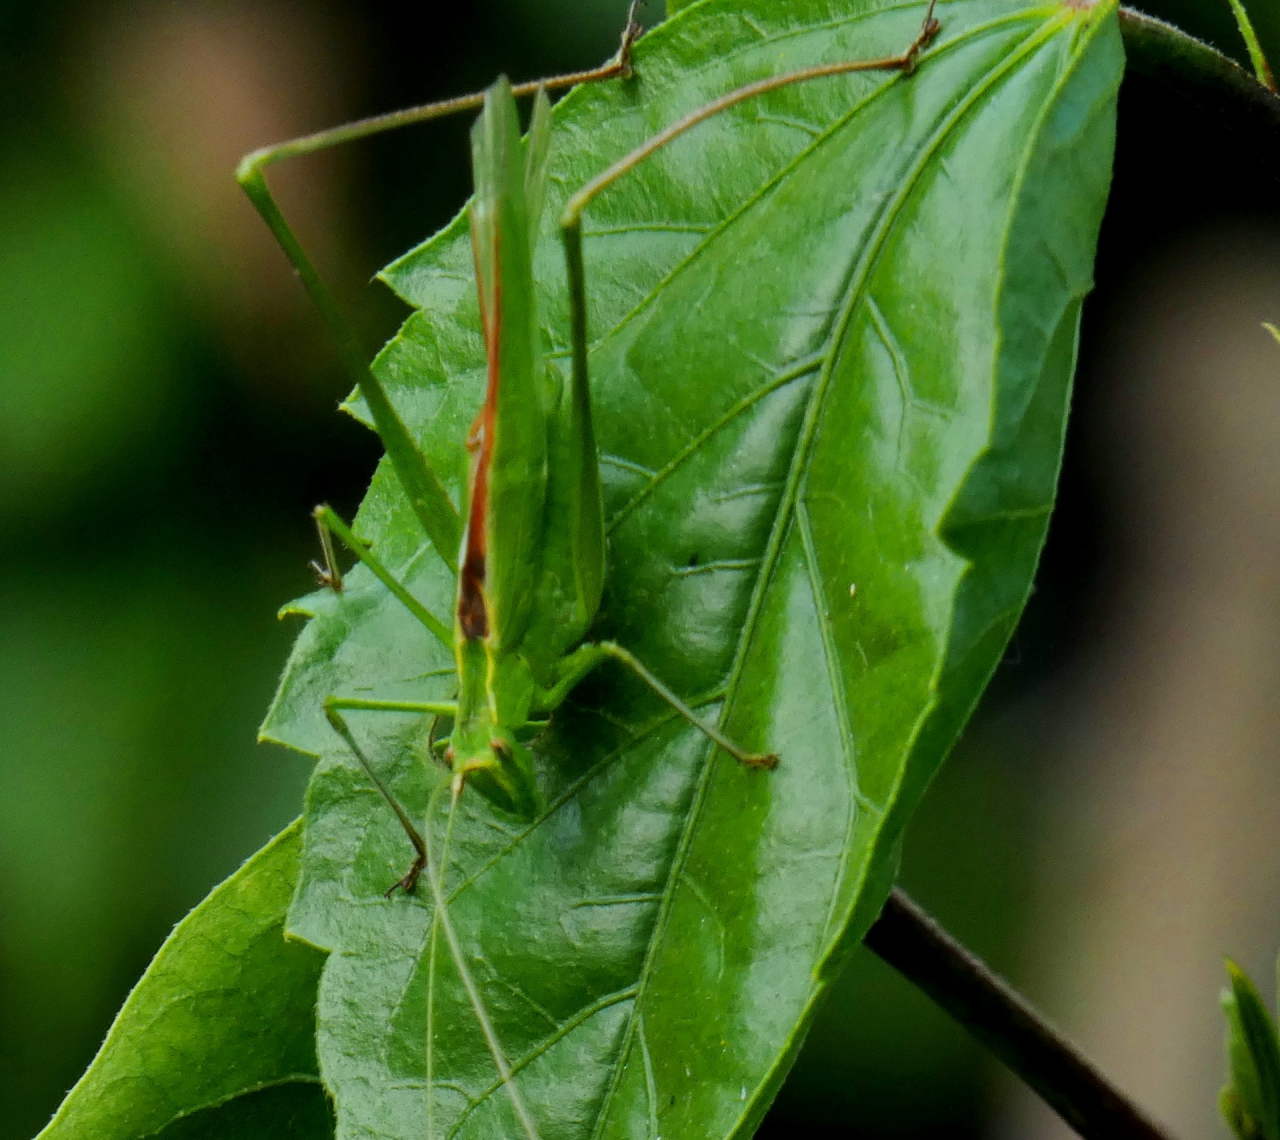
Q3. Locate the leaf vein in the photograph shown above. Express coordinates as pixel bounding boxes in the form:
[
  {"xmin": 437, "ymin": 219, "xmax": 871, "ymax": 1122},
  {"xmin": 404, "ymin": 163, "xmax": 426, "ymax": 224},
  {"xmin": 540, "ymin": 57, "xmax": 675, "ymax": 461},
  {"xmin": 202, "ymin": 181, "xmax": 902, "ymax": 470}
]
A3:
[
  {"xmin": 444, "ymin": 985, "xmax": 639, "ymax": 1137},
  {"xmin": 606, "ymin": 352, "xmax": 824, "ymax": 533}
]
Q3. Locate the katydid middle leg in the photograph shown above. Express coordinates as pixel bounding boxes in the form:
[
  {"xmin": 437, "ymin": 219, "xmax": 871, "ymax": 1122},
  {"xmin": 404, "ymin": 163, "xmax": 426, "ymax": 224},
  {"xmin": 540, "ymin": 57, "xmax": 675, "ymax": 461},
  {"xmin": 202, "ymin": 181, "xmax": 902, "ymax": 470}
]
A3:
[
  {"xmin": 536, "ymin": 642, "xmax": 779, "ymax": 768},
  {"xmin": 312, "ymin": 501, "xmax": 458, "ymax": 892},
  {"xmin": 311, "ymin": 502, "xmax": 457, "ymax": 890},
  {"xmin": 548, "ymin": 0, "xmax": 943, "ymax": 776}
]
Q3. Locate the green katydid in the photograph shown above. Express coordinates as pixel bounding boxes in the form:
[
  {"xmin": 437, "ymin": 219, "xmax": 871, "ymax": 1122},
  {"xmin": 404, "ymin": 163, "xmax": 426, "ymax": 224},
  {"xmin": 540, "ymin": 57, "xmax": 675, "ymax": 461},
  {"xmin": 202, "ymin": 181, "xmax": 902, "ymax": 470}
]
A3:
[
  {"xmin": 237, "ymin": 5, "xmax": 939, "ymax": 1134},
  {"xmin": 240, "ymin": 12, "xmax": 780, "ymax": 884},
  {"xmin": 321, "ymin": 74, "xmax": 784, "ymax": 850},
  {"xmin": 238, "ymin": 0, "xmax": 939, "ymax": 867}
]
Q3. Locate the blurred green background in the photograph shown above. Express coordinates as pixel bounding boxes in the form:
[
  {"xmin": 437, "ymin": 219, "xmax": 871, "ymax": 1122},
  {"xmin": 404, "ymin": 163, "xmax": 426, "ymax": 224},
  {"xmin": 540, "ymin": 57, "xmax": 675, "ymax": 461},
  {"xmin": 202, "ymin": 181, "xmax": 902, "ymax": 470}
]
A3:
[{"xmin": 4, "ymin": 1, "xmax": 1280, "ymax": 1137}]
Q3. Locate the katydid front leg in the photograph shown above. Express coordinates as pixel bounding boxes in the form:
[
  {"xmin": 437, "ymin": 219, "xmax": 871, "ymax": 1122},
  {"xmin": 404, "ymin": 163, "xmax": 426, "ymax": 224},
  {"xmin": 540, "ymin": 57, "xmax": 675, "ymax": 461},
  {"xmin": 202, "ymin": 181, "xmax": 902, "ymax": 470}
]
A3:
[
  {"xmin": 309, "ymin": 506, "xmax": 344, "ymax": 590},
  {"xmin": 313, "ymin": 505, "xmax": 452, "ymax": 646}
]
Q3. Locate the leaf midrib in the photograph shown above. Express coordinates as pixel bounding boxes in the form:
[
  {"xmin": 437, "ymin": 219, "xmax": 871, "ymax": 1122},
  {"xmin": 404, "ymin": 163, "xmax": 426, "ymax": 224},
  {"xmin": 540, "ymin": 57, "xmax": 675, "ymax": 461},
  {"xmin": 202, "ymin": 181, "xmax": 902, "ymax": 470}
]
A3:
[
  {"xmin": 588, "ymin": 12, "xmax": 1072, "ymax": 1138},
  {"xmin": 792, "ymin": 11, "xmax": 1075, "ymax": 970}
]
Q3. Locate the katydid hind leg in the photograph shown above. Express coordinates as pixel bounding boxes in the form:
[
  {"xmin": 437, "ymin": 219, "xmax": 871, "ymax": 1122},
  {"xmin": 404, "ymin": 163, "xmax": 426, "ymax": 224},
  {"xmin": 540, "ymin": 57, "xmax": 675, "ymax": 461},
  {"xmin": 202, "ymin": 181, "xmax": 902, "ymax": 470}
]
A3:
[
  {"xmin": 517, "ymin": 340, "xmax": 606, "ymax": 671},
  {"xmin": 523, "ymin": 88, "xmax": 554, "ymax": 249},
  {"xmin": 557, "ymin": 0, "xmax": 943, "ymax": 379},
  {"xmin": 236, "ymin": 165, "xmax": 460, "ymax": 568},
  {"xmin": 542, "ymin": 3, "xmax": 946, "ymax": 763},
  {"xmin": 516, "ymin": 85, "xmax": 605, "ymax": 667}
]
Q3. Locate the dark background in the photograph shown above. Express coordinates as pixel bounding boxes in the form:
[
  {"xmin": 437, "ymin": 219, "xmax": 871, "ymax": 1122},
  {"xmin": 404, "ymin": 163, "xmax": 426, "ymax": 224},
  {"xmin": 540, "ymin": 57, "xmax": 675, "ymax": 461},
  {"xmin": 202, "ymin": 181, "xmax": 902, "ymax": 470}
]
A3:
[{"xmin": 3, "ymin": 1, "xmax": 1280, "ymax": 1137}]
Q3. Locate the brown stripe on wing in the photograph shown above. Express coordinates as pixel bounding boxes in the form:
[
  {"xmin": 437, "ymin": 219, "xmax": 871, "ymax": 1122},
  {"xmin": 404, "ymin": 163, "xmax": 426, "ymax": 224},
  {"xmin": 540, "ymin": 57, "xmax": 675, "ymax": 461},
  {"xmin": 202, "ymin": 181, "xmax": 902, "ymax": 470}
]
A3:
[{"xmin": 459, "ymin": 224, "xmax": 502, "ymax": 641}]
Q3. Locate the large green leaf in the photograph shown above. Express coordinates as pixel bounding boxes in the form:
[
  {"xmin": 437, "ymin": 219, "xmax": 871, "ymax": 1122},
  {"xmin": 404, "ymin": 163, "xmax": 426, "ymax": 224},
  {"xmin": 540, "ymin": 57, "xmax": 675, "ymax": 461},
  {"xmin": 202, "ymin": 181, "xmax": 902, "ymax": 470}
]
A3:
[
  {"xmin": 36, "ymin": 821, "xmax": 332, "ymax": 1140},
  {"xmin": 262, "ymin": 0, "xmax": 1121, "ymax": 1136}
]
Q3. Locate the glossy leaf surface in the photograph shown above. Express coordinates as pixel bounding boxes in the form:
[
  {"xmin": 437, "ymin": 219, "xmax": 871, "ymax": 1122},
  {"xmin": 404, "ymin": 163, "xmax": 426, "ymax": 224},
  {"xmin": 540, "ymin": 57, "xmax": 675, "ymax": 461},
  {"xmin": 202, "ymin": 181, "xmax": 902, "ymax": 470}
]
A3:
[
  {"xmin": 36, "ymin": 821, "xmax": 331, "ymax": 1140},
  {"xmin": 263, "ymin": 0, "xmax": 1122, "ymax": 1136}
]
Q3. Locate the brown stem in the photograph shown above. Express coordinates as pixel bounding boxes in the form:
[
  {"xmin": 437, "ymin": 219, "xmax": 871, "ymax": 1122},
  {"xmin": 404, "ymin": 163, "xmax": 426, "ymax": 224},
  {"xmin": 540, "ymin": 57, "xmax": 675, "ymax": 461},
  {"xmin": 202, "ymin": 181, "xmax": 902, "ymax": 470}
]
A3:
[{"xmin": 865, "ymin": 888, "xmax": 1177, "ymax": 1140}]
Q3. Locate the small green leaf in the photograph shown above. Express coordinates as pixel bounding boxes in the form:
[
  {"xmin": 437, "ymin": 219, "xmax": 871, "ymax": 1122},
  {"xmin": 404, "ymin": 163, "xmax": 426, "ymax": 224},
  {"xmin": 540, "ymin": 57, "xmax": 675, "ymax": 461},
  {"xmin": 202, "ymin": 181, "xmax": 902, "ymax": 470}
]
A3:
[
  {"xmin": 1264, "ymin": 321, "xmax": 1280, "ymax": 348},
  {"xmin": 1222, "ymin": 960, "xmax": 1280, "ymax": 1140},
  {"xmin": 37, "ymin": 821, "xmax": 330, "ymax": 1140},
  {"xmin": 267, "ymin": 0, "xmax": 1122, "ymax": 1136},
  {"xmin": 1225, "ymin": 0, "xmax": 1277, "ymax": 92}
]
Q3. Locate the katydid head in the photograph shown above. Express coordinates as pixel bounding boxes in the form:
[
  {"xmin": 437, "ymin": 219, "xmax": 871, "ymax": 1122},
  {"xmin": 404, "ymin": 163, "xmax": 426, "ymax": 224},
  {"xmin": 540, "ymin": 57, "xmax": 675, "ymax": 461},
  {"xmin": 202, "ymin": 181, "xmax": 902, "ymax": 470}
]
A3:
[
  {"xmin": 448, "ymin": 632, "xmax": 544, "ymax": 820},
  {"xmin": 453, "ymin": 737, "xmax": 541, "ymax": 821},
  {"xmin": 446, "ymin": 715, "xmax": 542, "ymax": 821}
]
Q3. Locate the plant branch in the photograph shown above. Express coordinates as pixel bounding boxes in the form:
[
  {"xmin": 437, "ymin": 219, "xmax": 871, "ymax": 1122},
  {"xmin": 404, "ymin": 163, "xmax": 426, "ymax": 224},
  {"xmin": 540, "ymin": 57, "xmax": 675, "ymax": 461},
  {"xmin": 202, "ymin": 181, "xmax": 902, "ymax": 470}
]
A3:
[
  {"xmin": 1119, "ymin": 8, "xmax": 1280, "ymax": 146},
  {"xmin": 866, "ymin": 889, "xmax": 1176, "ymax": 1140}
]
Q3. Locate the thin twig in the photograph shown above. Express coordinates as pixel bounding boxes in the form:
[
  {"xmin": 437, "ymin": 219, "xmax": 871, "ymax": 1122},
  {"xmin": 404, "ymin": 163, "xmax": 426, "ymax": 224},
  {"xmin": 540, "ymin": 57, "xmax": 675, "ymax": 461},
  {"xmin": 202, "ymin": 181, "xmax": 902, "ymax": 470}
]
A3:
[{"xmin": 865, "ymin": 889, "xmax": 1177, "ymax": 1140}]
